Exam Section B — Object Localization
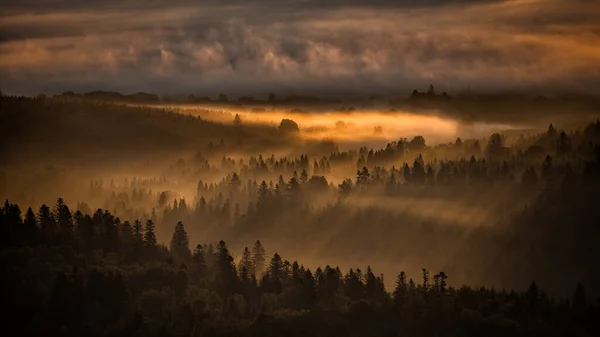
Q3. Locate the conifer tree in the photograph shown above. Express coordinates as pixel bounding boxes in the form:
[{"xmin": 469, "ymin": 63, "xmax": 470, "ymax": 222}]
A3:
[
  {"xmin": 300, "ymin": 169, "xmax": 309, "ymax": 183},
  {"xmin": 239, "ymin": 246, "xmax": 253, "ymax": 277},
  {"xmin": 120, "ymin": 220, "xmax": 134, "ymax": 253},
  {"xmin": 214, "ymin": 240, "xmax": 238, "ymax": 295},
  {"xmin": 55, "ymin": 198, "xmax": 73, "ymax": 232},
  {"xmin": 252, "ymin": 240, "xmax": 267, "ymax": 275},
  {"xmin": 192, "ymin": 244, "xmax": 207, "ymax": 283},
  {"xmin": 144, "ymin": 219, "xmax": 157, "ymax": 256},
  {"xmin": 170, "ymin": 221, "xmax": 191, "ymax": 261},
  {"xmin": 422, "ymin": 268, "xmax": 430, "ymax": 291},
  {"xmin": 24, "ymin": 207, "xmax": 37, "ymax": 242},
  {"xmin": 393, "ymin": 271, "xmax": 408, "ymax": 300},
  {"xmin": 38, "ymin": 204, "xmax": 55, "ymax": 235}
]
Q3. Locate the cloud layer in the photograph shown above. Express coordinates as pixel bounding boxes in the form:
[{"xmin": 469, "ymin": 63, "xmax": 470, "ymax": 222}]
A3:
[{"xmin": 1, "ymin": 0, "xmax": 599, "ymax": 97}]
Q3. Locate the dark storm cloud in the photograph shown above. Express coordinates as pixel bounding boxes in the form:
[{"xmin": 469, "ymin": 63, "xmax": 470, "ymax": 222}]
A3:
[
  {"xmin": 0, "ymin": 0, "xmax": 503, "ymax": 13},
  {"xmin": 0, "ymin": 0, "xmax": 599, "ymax": 96}
]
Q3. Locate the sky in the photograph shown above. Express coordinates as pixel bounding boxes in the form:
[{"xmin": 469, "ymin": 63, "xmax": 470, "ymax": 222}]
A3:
[{"xmin": 1, "ymin": 0, "xmax": 599, "ymax": 97}]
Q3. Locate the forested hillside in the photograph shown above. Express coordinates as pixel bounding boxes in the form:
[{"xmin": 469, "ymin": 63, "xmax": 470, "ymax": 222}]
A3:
[
  {"xmin": 2, "ymin": 94, "xmax": 600, "ymax": 336},
  {"xmin": 0, "ymin": 96, "xmax": 290, "ymax": 164}
]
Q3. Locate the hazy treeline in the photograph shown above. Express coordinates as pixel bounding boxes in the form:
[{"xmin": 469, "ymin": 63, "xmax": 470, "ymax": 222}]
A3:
[
  {"xmin": 68, "ymin": 119, "xmax": 600, "ymax": 297},
  {"xmin": 396, "ymin": 85, "xmax": 600, "ymax": 125},
  {"xmin": 52, "ymin": 90, "xmax": 342, "ymax": 106},
  {"xmin": 48, "ymin": 87, "xmax": 600, "ymax": 126}
]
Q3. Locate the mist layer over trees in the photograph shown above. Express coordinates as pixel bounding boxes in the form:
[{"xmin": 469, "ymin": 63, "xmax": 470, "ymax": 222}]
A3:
[{"xmin": 1, "ymin": 93, "xmax": 600, "ymax": 336}]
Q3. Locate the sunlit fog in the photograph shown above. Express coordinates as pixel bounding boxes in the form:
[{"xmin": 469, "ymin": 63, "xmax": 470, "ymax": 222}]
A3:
[
  {"xmin": 2, "ymin": 0, "xmax": 600, "ymax": 336},
  {"xmin": 155, "ymin": 104, "xmax": 529, "ymax": 148}
]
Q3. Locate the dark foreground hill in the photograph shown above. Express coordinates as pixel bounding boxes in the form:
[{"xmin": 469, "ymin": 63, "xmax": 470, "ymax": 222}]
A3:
[{"xmin": 1, "ymin": 199, "xmax": 599, "ymax": 337}]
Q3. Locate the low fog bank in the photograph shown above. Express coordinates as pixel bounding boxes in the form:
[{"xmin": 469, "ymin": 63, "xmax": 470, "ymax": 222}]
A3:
[{"xmin": 148, "ymin": 103, "xmax": 551, "ymax": 150}]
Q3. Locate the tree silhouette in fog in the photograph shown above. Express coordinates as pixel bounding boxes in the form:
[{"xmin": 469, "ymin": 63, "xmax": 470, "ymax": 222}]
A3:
[
  {"xmin": 278, "ymin": 119, "xmax": 300, "ymax": 134},
  {"xmin": 170, "ymin": 221, "xmax": 190, "ymax": 261},
  {"xmin": 252, "ymin": 240, "xmax": 267, "ymax": 276}
]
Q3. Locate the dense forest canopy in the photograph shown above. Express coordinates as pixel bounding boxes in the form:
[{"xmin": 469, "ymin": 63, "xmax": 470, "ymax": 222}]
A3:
[{"xmin": 1, "ymin": 92, "xmax": 600, "ymax": 336}]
